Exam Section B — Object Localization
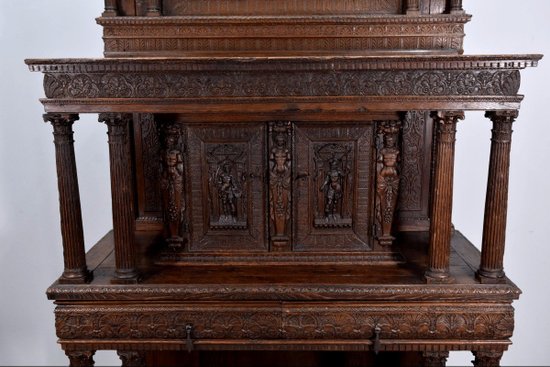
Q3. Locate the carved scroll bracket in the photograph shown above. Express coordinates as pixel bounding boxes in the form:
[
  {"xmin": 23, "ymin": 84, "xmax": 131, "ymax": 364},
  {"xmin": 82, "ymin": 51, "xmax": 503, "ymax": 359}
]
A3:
[
  {"xmin": 268, "ymin": 121, "xmax": 292, "ymax": 251},
  {"xmin": 375, "ymin": 120, "xmax": 402, "ymax": 246},
  {"xmin": 159, "ymin": 121, "xmax": 187, "ymax": 251}
]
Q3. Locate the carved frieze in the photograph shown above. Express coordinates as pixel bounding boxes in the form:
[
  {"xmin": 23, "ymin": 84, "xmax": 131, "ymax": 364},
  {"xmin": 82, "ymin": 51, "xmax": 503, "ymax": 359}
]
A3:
[
  {"xmin": 159, "ymin": 121, "xmax": 186, "ymax": 250},
  {"xmin": 55, "ymin": 304, "xmax": 514, "ymax": 341},
  {"xmin": 43, "ymin": 69, "xmax": 521, "ymax": 99},
  {"xmin": 375, "ymin": 120, "xmax": 402, "ymax": 246},
  {"xmin": 268, "ymin": 122, "xmax": 292, "ymax": 251}
]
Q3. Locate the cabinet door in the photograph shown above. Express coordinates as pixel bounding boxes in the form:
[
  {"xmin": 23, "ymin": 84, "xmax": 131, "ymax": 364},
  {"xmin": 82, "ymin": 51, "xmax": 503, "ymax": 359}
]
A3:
[
  {"xmin": 293, "ymin": 123, "xmax": 375, "ymax": 251},
  {"xmin": 186, "ymin": 123, "xmax": 267, "ymax": 251}
]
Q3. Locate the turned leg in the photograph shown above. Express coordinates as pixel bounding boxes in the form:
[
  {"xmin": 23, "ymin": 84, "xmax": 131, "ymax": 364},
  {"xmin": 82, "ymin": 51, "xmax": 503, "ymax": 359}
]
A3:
[
  {"xmin": 44, "ymin": 113, "xmax": 91, "ymax": 284},
  {"xmin": 425, "ymin": 111, "xmax": 464, "ymax": 283},
  {"xmin": 472, "ymin": 351, "xmax": 503, "ymax": 367},
  {"xmin": 65, "ymin": 350, "xmax": 95, "ymax": 367},
  {"xmin": 102, "ymin": 0, "xmax": 118, "ymax": 16},
  {"xmin": 477, "ymin": 111, "xmax": 518, "ymax": 284},
  {"xmin": 99, "ymin": 113, "xmax": 139, "ymax": 284},
  {"xmin": 450, "ymin": 0, "xmax": 464, "ymax": 14},
  {"xmin": 423, "ymin": 351, "xmax": 449, "ymax": 367},
  {"xmin": 406, "ymin": 0, "xmax": 420, "ymax": 14},
  {"xmin": 117, "ymin": 351, "xmax": 146, "ymax": 367}
]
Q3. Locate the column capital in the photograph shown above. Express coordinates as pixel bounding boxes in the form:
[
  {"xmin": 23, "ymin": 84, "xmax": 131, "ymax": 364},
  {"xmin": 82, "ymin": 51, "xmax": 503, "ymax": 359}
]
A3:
[
  {"xmin": 98, "ymin": 112, "xmax": 132, "ymax": 125},
  {"xmin": 431, "ymin": 110, "xmax": 465, "ymax": 123},
  {"xmin": 43, "ymin": 113, "xmax": 79, "ymax": 125},
  {"xmin": 485, "ymin": 110, "xmax": 519, "ymax": 122}
]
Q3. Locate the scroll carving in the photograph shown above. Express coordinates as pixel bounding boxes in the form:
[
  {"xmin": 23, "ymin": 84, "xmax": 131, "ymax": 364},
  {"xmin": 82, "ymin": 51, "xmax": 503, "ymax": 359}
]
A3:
[
  {"xmin": 268, "ymin": 122, "xmax": 292, "ymax": 251},
  {"xmin": 314, "ymin": 143, "xmax": 353, "ymax": 228},
  {"xmin": 43, "ymin": 69, "xmax": 522, "ymax": 99},
  {"xmin": 375, "ymin": 120, "xmax": 402, "ymax": 246},
  {"xmin": 159, "ymin": 122, "xmax": 186, "ymax": 250},
  {"xmin": 207, "ymin": 144, "xmax": 247, "ymax": 229}
]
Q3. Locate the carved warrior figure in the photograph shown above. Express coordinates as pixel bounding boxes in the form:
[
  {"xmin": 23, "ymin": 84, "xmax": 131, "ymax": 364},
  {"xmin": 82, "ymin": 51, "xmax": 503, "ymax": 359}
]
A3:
[
  {"xmin": 160, "ymin": 122, "xmax": 186, "ymax": 250},
  {"xmin": 269, "ymin": 122, "xmax": 292, "ymax": 247},
  {"xmin": 207, "ymin": 144, "xmax": 247, "ymax": 229},
  {"xmin": 314, "ymin": 143, "xmax": 353, "ymax": 227},
  {"xmin": 376, "ymin": 120, "xmax": 402, "ymax": 246}
]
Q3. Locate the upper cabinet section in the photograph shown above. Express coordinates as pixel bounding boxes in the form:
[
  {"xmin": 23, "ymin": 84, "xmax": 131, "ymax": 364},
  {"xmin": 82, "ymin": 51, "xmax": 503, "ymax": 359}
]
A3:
[{"xmin": 98, "ymin": 0, "xmax": 470, "ymax": 57}]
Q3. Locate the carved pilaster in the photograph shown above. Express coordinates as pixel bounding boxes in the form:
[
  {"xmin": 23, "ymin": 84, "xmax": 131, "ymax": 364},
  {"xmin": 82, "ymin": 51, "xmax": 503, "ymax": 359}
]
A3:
[
  {"xmin": 146, "ymin": 0, "xmax": 162, "ymax": 16},
  {"xmin": 450, "ymin": 0, "xmax": 464, "ymax": 14},
  {"xmin": 406, "ymin": 0, "xmax": 420, "ymax": 14},
  {"xmin": 43, "ymin": 113, "xmax": 91, "ymax": 284},
  {"xmin": 423, "ymin": 351, "xmax": 449, "ymax": 367},
  {"xmin": 102, "ymin": 0, "xmax": 118, "ymax": 17},
  {"xmin": 477, "ymin": 110, "xmax": 518, "ymax": 284},
  {"xmin": 99, "ymin": 113, "xmax": 139, "ymax": 284},
  {"xmin": 375, "ymin": 120, "xmax": 402, "ymax": 246},
  {"xmin": 472, "ymin": 351, "xmax": 504, "ymax": 367},
  {"xmin": 117, "ymin": 351, "xmax": 146, "ymax": 367},
  {"xmin": 269, "ymin": 121, "xmax": 292, "ymax": 251},
  {"xmin": 65, "ymin": 350, "xmax": 95, "ymax": 367},
  {"xmin": 425, "ymin": 111, "xmax": 464, "ymax": 283},
  {"xmin": 159, "ymin": 121, "xmax": 186, "ymax": 251}
]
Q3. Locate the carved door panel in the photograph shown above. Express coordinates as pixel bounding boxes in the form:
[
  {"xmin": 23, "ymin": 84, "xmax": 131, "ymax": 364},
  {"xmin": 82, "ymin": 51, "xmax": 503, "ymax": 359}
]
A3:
[
  {"xmin": 293, "ymin": 123, "xmax": 375, "ymax": 252},
  {"xmin": 186, "ymin": 123, "xmax": 267, "ymax": 251}
]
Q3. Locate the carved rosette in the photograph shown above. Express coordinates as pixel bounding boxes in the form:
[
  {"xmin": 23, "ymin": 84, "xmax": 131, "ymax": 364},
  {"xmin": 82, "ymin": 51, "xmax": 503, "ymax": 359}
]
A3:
[
  {"xmin": 268, "ymin": 121, "xmax": 292, "ymax": 251},
  {"xmin": 375, "ymin": 120, "xmax": 402, "ymax": 246},
  {"xmin": 159, "ymin": 121, "xmax": 186, "ymax": 251},
  {"xmin": 98, "ymin": 113, "xmax": 139, "ymax": 284}
]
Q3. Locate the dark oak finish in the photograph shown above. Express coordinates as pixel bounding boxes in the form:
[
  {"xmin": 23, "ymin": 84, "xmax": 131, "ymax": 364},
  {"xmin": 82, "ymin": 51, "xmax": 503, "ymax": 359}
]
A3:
[{"xmin": 27, "ymin": 1, "xmax": 541, "ymax": 366}]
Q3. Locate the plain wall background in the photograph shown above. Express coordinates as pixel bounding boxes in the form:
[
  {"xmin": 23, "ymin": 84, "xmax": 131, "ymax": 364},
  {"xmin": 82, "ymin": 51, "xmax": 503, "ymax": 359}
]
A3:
[{"xmin": 0, "ymin": 0, "xmax": 548, "ymax": 365}]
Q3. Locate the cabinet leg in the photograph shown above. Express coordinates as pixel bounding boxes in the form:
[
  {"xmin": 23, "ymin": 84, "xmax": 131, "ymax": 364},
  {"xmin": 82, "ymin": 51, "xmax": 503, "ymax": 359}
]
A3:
[
  {"xmin": 423, "ymin": 351, "xmax": 449, "ymax": 367},
  {"xmin": 117, "ymin": 351, "xmax": 146, "ymax": 367},
  {"xmin": 472, "ymin": 351, "xmax": 503, "ymax": 367},
  {"xmin": 65, "ymin": 350, "xmax": 95, "ymax": 367}
]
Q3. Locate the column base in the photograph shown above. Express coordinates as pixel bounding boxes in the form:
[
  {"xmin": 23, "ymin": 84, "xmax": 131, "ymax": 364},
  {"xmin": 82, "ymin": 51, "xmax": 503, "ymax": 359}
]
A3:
[
  {"xmin": 424, "ymin": 270, "xmax": 453, "ymax": 284},
  {"xmin": 111, "ymin": 269, "xmax": 140, "ymax": 284},
  {"xmin": 102, "ymin": 10, "xmax": 117, "ymax": 17},
  {"xmin": 476, "ymin": 269, "xmax": 506, "ymax": 284},
  {"xmin": 59, "ymin": 269, "xmax": 93, "ymax": 284}
]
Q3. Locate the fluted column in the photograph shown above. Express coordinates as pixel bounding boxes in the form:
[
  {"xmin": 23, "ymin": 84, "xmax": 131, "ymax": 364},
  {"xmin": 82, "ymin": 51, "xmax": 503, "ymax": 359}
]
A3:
[
  {"xmin": 477, "ymin": 110, "xmax": 517, "ymax": 284},
  {"xmin": 425, "ymin": 111, "xmax": 464, "ymax": 283},
  {"xmin": 450, "ymin": 0, "xmax": 464, "ymax": 14},
  {"xmin": 102, "ymin": 0, "xmax": 118, "ymax": 16},
  {"xmin": 44, "ymin": 113, "xmax": 91, "ymax": 284},
  {"xmin": 406, "ymin": 0, "xmax": 420, "ymax": 14},
  {"xmin": 146, "ymin": 0, "xmax": 162, "ymax": 16},
  {"xmin": 99, "ymin": 113, "xmax": 139, "ymax": 284}
]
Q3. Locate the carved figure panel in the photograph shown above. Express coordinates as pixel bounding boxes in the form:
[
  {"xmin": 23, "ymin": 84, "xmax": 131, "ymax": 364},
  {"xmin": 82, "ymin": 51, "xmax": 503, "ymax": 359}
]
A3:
[
  {"xmin": 186, "ymin": 123, "xmax": 267, "ymax": 252},
  {"xmin": 294, "ymin": 123, "xmax": 374, "ymax": 251},
  {"xmin": 159, "ymin": 121, "xmax": 186, "ymax": 250},
  {"xmin": 268, "ymin": 122, "xmax": 292, "ymax": 251},
  {"xmin": 375, "ymin": 120, "xmax": 402, "ymax": 246}
]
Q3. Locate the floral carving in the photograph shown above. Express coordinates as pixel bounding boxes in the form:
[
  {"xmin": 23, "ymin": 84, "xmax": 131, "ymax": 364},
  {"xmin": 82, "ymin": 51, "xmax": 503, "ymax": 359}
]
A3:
[{"xmin": 43, "ymin": 70, "xmax": 522, "ymax": 99}]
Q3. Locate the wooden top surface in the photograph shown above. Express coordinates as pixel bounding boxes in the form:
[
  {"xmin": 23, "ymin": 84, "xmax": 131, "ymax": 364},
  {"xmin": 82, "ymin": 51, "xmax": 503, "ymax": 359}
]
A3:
[{"xmin": 47, "ymin": 230, "xmax": 521, "ymax": 303}]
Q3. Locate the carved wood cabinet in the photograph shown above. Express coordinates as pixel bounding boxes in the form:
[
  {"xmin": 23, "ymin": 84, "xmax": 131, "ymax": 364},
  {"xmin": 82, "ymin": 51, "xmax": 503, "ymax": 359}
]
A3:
[{"xmin": 27, "ymin": 1, "xmax": 542, "ymax": 366}]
